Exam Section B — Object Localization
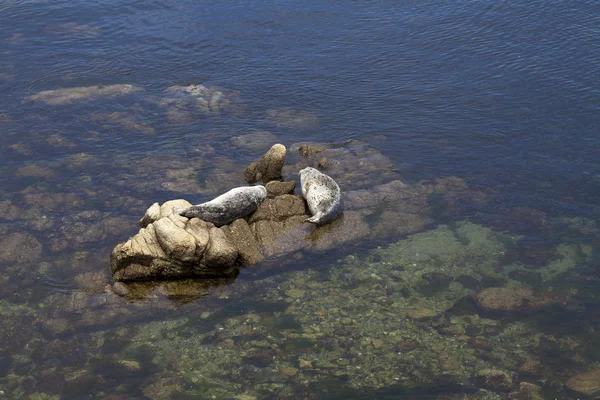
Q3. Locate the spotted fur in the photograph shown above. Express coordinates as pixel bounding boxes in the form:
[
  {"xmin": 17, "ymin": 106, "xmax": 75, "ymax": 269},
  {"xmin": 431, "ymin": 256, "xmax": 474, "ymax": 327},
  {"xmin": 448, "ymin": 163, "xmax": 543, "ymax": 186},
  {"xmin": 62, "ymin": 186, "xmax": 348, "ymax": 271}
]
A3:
[{"xmin": 299, "ymin": 167, "xmax": 342, "ymax": 225}]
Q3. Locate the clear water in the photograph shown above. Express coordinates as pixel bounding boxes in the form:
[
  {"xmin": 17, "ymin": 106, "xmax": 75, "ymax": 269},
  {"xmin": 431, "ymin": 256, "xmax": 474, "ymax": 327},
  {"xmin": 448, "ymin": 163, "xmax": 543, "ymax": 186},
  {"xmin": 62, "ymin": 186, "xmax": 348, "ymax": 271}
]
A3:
[{"xmin": 0, "ymin": 0, "xmax": 599, "ymax": 398}]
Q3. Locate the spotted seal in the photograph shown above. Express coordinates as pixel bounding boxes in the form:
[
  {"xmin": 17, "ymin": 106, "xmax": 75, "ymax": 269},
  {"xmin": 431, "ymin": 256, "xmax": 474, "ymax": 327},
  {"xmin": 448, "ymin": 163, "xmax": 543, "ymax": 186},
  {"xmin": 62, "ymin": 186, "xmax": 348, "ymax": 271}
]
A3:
[
  {"xmin": 300, "ymin": 167, "xmax": 343, "ymax": 225},
  {"xmin": 173, "ymin": 185, "xmax": 267, "ymax": 227}
]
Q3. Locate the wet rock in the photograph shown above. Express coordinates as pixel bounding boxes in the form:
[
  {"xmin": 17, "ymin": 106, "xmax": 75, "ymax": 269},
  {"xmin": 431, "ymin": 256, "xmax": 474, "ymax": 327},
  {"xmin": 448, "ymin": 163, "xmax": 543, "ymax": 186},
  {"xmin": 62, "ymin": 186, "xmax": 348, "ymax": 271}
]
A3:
[
  {"xmin": 298, "ymin": 144, "xmax": 325, "ymax": 157},
  {"xmin": 221, "ymin": 219, "xmax": 264, "ymax": 265},
  {"xmin": 565, "ymin": 368, "xmax": 600, "ymax": 397},
  {"xmin": 245, "ymin": 143, "xmax": 286, "ymax": 183},
  {"xmin": 26, "ymin": 84, "xmax": 143, "ymax": 105},
  {"xmin": 14, "ymin": 164, "xmax": 57, "ymax": 179},
  {"xmin": 405, "ymin": 307, "xmax": 439, "ymax": 321},
  {"xmin": 309, "ymin": 211, "xmax": 371, "ymax": 251},
  {"xmin": 0, "ymin": 232, "xmax": 42, "ymax": 264},
  {"xmin": 154, "ymin": 215, "xmax": 197, "ymax": 263},
  {"xmin": 473, "ymin": 369, "xmax": 513, "ymax": 392},
  {"xmin": 202, "ymin": 227, "xmax": 238, "ymax": 269},
  {"xmin": 519, "ymin": 359, "xmax": 543, "ymax": 376},
  {"xmin": 473, "ymin": 287, "xmax": 567, "ymax": 314},
  {"xmin": 243, "ymin": 348, "xmax": 277, "ymax": 368},
  {"xmin": 266, "ymin": 108, "xmax": 319, "ymax": 130},
  {"xmin": 229, "ymin": 131, "xmax": 278, "ymax": 152},
  {"xmin": 163, "ymin": 84, "xmax": 244, "ymax": 114},
  {"xmin": 508, "ymin": 382, "xmax": 544, "ymax": 400},
  {"xmin": 266, "ymin": 180, "xmax": 296, "ymax": 197},
  {"xmin": 140, "ymin": 202, "xmax": 161, "ymax": 228}
]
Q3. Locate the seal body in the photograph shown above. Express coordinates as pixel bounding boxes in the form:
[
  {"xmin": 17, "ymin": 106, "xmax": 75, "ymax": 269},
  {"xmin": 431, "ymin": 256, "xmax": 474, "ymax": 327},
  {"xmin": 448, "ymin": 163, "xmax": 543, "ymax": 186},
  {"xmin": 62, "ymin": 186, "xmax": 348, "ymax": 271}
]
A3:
[
  {"xmin": 300, "ymin": 167, "xmax": 342, "ymax": 225},
  {"xmin": 174, "ymin": 186, "xmax": 267, "ymax": 227}
]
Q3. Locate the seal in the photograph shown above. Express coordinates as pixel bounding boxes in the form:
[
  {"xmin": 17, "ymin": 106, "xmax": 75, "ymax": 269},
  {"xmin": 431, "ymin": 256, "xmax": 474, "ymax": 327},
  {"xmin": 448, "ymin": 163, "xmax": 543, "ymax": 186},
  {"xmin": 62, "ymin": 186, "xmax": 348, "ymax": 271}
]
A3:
[
  {"xmin": 299, "ymin": 167, "xmax": 343, "ymax": 225},
  {"xmin": 173, "ymin": 185, "xmax": 267, "ymax": 227}
]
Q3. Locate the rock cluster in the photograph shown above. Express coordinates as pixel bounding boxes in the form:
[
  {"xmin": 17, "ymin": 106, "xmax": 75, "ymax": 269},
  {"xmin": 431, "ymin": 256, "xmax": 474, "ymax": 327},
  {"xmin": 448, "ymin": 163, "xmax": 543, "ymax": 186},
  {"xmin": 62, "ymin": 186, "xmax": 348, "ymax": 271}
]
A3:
[{"xmin": 110, "ymin": 142, "xmax": 487, "ymax": 282}]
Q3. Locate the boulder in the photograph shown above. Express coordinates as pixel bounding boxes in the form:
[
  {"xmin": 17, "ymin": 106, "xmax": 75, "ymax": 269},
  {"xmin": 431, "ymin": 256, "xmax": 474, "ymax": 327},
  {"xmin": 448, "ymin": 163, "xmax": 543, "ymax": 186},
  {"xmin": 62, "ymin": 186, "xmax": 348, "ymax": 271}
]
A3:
[
  {"xmin": 473, "ymin": 369, "xmax": 513, "ymax": 392},
  {"xmin": 473, "ymin": 287, "xmax": 566, "ymax": 314},
  {"xmin": 265, "ymin": 180, "xmax": 296, "ymax": 197},
  {"xmin": 245, "ymin": 144, "xmax": 286, "ymax": 183},
  {"xmin": 565, "ymin": 368, "xmax": 600, "ymax": 397}
]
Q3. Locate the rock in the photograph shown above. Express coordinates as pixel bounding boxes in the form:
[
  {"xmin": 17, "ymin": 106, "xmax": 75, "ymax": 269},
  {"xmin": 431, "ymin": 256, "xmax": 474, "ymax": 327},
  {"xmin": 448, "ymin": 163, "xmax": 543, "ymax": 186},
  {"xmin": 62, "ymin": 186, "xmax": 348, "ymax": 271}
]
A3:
[
  {"xmin": 153, "ymin": 215, "xmax": 197, "ymax": 263},
  {"xmin": 265, "ymin": 180, "xmax": 296, "ymax": 197},
  {"xmin": 298, "ymin": 144, "xmax": 325, "ymax": 157},
  {"xmin": 14, "ymin": 165, "xmax": 57, "ymax": 178},
  {"xmin": 159, "ymin": 199, "xmax": 192, "ymax": 219},
  {"xmin": 229, "ymin": 131, "xmax": 278, "ymax": 152},
  {"xmin": 473, "ymin": 287, "xmax": 566, "ymax": 314},
  {"xmin": 26, "ymin": 84, "xmax": 143, "ymax": 105},
  {"xmin": 565, "ymin": 368, "xmax": 600, "ymax": 397},
  {"xmin": 140, "ymin": 203, "xmax": 161, "ymax": 228},
  {"xmin": 281, "ymin": 367, "xmax": 299, "ymax": 376},
  {"xmin": 473, "ymin": 369, "xmax": 513, "ymax": 392},
  {"xmin": 245, "ymin": 144, "xmax": 286, "ymax": 183},
  {"xmin": 221, "ymin": 219, "xmax": 264, "ymax": 265},
  {"xmin": 0, "ymin": 232, "xmax": 42, "ymax": 264},
  {"xmin": 308, "ymin": 211, "xmax": 371, "ymax": 251},
  {"xmin": 509, "ymin": 382, "xmax": 544, "ymax": 400},
  {"xmin": 248, "ymin": 195, "xmax": 307, "ymax": 223},
  {"xmin": 202, "ymin": 227, "xmax": 238, "ymax": 270},
  {"xmin": 299, "ymin": 359, "xmax": 313, "ymax": 368},
  {"xmin": 405, "ymin": 307, "xmax": 439, "ymax": 321},
  {"xmin": 266, "ymin": 108, "xmax": 319, "ymax": 130},
  {"xmin": 184, "ymin": 218, "xmax": 211, "ymax": 257},
  {"xmin": 519, "ymin": 359, "xmax": 543, "ymax": 376}
]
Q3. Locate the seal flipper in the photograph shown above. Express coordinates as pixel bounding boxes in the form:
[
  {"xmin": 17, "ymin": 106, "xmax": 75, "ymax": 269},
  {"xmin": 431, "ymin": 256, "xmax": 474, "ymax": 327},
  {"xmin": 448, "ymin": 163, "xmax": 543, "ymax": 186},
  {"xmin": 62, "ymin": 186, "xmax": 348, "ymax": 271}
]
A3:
[{"xmin": 306, "ymin": 212, "xmax": 323, "ymax": 224}]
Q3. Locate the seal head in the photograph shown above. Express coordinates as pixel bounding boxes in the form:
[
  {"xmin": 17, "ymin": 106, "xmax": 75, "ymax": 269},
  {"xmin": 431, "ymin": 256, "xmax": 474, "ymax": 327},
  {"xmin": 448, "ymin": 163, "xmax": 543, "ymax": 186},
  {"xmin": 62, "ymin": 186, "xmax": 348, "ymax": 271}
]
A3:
[
  {"xmin": 299, "ymin": 167, "xmax": 343, "ymax": 225},
  {"xmin": 173, "ymin": 185, "xmax": 267, "ymax": 227}
]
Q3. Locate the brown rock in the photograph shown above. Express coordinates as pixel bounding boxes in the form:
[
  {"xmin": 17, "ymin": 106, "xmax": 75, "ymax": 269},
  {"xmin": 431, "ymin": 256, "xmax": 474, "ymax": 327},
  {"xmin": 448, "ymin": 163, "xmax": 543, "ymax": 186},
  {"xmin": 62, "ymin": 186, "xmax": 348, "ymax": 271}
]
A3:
[
  {"xmin": 281, "ymin": 367, "xmax": 299, "ymax": 376},
  {"xmin": 184, "ymin": 218, "xmax": 211, "ymax": 257},
  {"xmin": 139, "ymin": 202, "xmax": 160, "ymax": 228},
  {"xmin": 473, "ymin": 287, "xmax": 566, "ymax": 313},
  {"xmin": 153, "ymin": 215, "xmax": 197, "ymax": 263},
  {"xmin": 405, "ymin": 307, "xmax": 439, "ymax": 321},
  {"xmin": 565, "ymin": 368, "xmax": 600, "ymax": 396},
  {"xmin": 202, "ymin": 227, "xmax": 238, "ymax": 269},
  {"xmin": 222, "ymin": 218, "xmax": 264, "ymax": 265},
  {"xmin": 0, "ymin": 232, "xmax": 42, "ymax": 264},
  {"xmin": 519, "ymin": 359, "xmax": 543, "ymax": 376},
  {"xmin": 299, "ymin": 144, "xmax": 325, "ymax": 157},
  {"xmin": 265, "ymin": 180, "xmax": 296, "ymax": 197},
  {"xmin": 159, "ymin": 199, "xmax": 192, "ymax": 219},
  {"xmin": 473, "ymin": 369, "xmax": 513, "ymax": 392},
  {"xmin": 509, "ymin": 382, "xmax": 544, "ymax": 400},
  {"xmin": 248, "ymin": 195, "xmax": 307, "ymax": 223},
  {"xmin": 309, "ymin": 211, "xmax": 370, "ymax": 251},
  {"xmin": 244, "ymin": 143, "xmax": 286, "ymax": 183}
]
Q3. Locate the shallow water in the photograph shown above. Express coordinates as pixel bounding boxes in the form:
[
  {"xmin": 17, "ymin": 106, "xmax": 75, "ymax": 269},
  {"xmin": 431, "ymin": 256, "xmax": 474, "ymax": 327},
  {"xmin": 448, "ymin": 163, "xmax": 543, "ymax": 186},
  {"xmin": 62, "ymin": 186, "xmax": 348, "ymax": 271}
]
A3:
[{"xmin": 0, "ymin": 0, "xmax": 599, "ymax": 398}]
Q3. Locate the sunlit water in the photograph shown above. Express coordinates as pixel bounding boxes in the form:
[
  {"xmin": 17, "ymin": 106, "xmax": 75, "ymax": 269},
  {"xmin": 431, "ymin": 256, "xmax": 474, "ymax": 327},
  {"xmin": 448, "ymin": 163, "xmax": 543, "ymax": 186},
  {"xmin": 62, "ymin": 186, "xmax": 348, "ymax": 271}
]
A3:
[{"xmin": 0, "ymin": 0, "xmax": 599, "ymax": 398}]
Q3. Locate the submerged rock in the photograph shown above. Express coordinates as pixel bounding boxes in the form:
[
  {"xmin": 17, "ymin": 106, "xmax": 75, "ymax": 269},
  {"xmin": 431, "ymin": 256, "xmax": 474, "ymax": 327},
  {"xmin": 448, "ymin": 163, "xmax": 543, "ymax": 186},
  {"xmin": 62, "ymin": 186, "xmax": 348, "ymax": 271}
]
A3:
[
  {"xmin": 565, "ymin": 368, "xmax": 600, "ymax": 397},
  {"xmin": 26, "ymin": 84, "xmax": 143, "ymax": 105},
  {"xmin": 473, "ymin": 287, "xmax": 566, "ymax": 314}
]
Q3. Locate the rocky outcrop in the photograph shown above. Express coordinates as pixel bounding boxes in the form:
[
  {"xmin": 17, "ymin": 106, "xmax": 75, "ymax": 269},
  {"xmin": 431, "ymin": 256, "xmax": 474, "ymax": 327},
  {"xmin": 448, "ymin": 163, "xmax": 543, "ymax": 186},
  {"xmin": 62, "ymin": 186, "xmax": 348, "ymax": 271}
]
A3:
[
  {"xmin": 245, "ymin": 144, "xmax": 286, "ymax": 183},
  {"xmin": 111, "ymin": 143, "xmax": 489, "ymax": 282}
]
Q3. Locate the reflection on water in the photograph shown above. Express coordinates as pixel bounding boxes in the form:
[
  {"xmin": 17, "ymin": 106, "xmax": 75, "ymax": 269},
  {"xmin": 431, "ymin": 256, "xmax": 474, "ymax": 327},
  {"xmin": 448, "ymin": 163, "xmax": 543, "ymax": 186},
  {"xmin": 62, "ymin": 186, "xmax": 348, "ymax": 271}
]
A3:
[{"xmin": 0, "ymin": 0, "xmax": 599, "ymax": 398}]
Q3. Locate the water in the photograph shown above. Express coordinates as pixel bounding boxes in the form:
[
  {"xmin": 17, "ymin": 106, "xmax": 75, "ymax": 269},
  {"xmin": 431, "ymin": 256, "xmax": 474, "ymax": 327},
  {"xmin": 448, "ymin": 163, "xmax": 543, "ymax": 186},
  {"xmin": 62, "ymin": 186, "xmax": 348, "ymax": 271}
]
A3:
[{"xmin": 0, "ymin": 0, "xmax": 599, "ymax": 398}]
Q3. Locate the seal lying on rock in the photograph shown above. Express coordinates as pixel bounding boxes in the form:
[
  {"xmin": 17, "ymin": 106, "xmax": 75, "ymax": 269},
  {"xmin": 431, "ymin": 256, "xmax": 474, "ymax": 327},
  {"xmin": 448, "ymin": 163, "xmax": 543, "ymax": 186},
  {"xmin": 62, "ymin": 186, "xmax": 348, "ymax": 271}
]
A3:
[
  {"xmin": 173, "ymin": 186, "xmax": 267, "ymax": 227},
  {"xmin": 300, "ymin": 167, "xmax": 343, "ymax": 225}
]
